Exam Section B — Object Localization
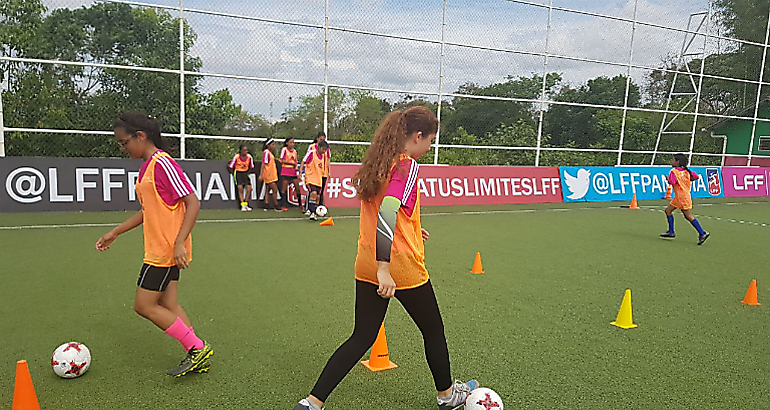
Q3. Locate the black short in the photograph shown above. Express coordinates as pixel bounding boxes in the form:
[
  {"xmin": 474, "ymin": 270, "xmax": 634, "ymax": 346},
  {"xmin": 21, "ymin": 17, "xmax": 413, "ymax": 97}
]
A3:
[
  {"xmin": 308, "ymin": 184, "xmax": 321, "ymax": 194},
  {"xmin": 137, "ymin": 264, "xmax": 180, "ymax": 292},
  {"xmin": 234, "ymin": 171, "xmax": 251, "ymax": 186},
  {"xmin": 280, "ymin": 175, "xmax": 298, "ymax": 181}
]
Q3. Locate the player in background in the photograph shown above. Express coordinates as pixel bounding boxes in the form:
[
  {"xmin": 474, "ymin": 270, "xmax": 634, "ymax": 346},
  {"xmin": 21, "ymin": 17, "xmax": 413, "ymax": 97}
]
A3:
[
  {"xmin": 228, "ymin": 144, "xmax": 255, "ymax": 212},
  {"xmin": 660, "ymin": 153, "xmax": 710, "ymax": 245},
  {"xmin": 301, "ymin": 132, "xmax": 331, "ymax": 213},
  {"xmin": 293, "ymin": 107, "xmax": 478, "ymax": 410},
  {"xmin": 280, "ymin": 137, "xmax": 301, "ymax": 210},
  {"xmin": 96, "ymin": 112, "xmax": 213, "ymax": 377},
  {"xmin": 260, "ymin": 138, "xmax": 282, "ymax": 212},
  {"xmin": 303, "ymin": 140, "xmax": 329, "ymax": 221}
]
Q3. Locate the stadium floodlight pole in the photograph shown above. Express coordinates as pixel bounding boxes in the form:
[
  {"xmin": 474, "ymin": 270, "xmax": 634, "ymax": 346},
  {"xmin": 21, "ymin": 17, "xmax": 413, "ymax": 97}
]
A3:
[
  {"xmin": 323, "ymin": 0, "xmax": 329, "ymax": 138},
  {"xmin": 688, "ymin": 0, "xmax": 712, "ymax": 165},
  {"xmin": 433, "ymin": 0, "xmax": 447, "ymax": 165},
  {"xmin": 179, "ymin": 0, "xmax": 186, "ymax": 160},
  {"xmin": 534, "ymin": 0, "xmax": 553, "ymax": 167},
  {"xmin": 747, "ymin": 7, "xmax": 770, "ymax": 167},
  {"xmin": 616, "ymin": 0, "xmax": 638, "ymax": 166}
]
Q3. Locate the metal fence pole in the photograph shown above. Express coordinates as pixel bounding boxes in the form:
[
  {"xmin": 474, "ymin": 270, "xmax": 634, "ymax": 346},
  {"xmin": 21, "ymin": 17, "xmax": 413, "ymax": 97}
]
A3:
[
  {"xmin": 616, "ymin": 0, "xmax": 639, "ymax": 166},
  {"xmin": 433, "ymin": 0, "xmax": 448, "ymax": 165},
  {"xmin": 534, "ymin": 0, "xmax": 553, "ymax": 167},
  {"xmin": 323, "ymin": 0, "xmax": 329, "ymax": 137},
  {"xmin": 687, "ymin": 0, "xmax": 712, "ymax": 165},
  {"xmin": 179, "ymin": 0, "xmax": 186, "ymax": 159},
  {"xmin": 0, "ymin": 86, "xmax": 4, "ymax": 157},
  {"xmin": 747, "ymin": 8, "xmax": 770, "ymax": 166}
]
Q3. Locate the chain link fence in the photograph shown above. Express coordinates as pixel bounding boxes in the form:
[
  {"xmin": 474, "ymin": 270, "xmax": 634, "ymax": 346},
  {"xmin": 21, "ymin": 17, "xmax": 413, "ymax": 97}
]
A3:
[{"xmin": 2, "ymin": 0, "xmax": 769, "ymax": 165}]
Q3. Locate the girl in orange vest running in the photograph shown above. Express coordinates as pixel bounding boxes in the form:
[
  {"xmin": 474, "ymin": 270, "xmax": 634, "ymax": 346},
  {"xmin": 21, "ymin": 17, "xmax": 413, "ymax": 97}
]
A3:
[
  {"xmin": 660, "ymin": 153, "xmax": 710, "ymax": 245},
  {"xmin": 95, "ymin": 112, "xmax": 213, "ymax": 377},
  {"xmin": 228, "ymin": 144, "xmax": 255, "ymax": 211},
  {"xmin": 293, "ymin": 107, "xmax": 479, "ymax": 410},
  {"xmin": 280, "ymin": 137, "xmax": 301, "ymax": 210},
  {"xmin": 260, "ymin": 138, "xmax": 282, "ymax": 212}
]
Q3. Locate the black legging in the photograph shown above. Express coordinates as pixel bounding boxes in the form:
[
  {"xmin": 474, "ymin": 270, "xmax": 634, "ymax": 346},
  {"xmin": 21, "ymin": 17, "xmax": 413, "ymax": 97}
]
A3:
[
  {"xmin": 310, "ymin": 280, "xmax": 452, "ymax": 402},
  {"xmin": 319, "ymin": 177, "xmax": 328, "ymax": 206}
]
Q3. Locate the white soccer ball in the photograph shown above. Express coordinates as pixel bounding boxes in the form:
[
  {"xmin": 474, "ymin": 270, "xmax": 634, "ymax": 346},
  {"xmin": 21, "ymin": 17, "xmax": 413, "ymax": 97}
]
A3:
[
  {"xmin": 465, "ymin": 388, "xmax": 504, "ymax": 410},
  {"xmin": 52, "ymin": 342, "xmax": 91, "ymax": 378},
  {"xmin": 316, "ymin": 205, "xmax": 328, "ymax": 217}
]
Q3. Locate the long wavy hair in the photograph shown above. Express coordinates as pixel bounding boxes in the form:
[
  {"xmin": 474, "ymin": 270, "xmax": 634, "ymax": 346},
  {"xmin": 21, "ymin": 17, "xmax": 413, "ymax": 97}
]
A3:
[{"xmin": 354, "ymin": 106, "xmax": 438, "ymax": 200}]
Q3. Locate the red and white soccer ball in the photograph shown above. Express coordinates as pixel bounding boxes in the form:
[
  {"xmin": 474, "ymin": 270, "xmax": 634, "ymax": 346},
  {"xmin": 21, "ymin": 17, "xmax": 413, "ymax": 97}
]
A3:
[
  {"xmin": 316, "ymin": 205, "xmax": 328, "ymax": 217},
  {"xmin": 466, "ymin": 388, "xmax": 504, "ymax": 410},
  {"xmin": 51, "ymin": 342, "xmax": 91, "ymax": 378}
]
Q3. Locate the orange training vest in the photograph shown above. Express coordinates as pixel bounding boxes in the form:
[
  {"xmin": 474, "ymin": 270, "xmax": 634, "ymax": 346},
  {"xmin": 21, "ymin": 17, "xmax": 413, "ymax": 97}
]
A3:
[
  {"xmin": 135, "ymin": 151, "xmax": 193, "ymax": 267},
  {"xmin": 261, "ymin": 150, "xmax": 278, "ymax": 184},
  {"xmin": 355, "ymin": 155, "xmax": 427, "ymax": 290}
]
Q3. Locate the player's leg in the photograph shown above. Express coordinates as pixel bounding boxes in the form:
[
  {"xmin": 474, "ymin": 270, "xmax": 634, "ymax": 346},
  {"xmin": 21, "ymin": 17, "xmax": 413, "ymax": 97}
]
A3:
[
  {"xmin": 244, "ymin": 182, "xmax": 253, "ymax": 210},
  {"xmin": 295, "ymin": 281, "xmax": 389, "ymax": 410},
  {"xmin": 682, "ymin": 209, "xmax": 709, "ymax": 244},
  {"xmin": 159, "ymin": 280, "xmax": 213, "ymax": 376},
  {"xmin": 280, "ymin": 178, "xmax": 289, "ymax": 208},
  {"xmin": 307, "ymin": 187, "xmax": 319, "ymax": 220},
  {"xmin": 396, "ymin": 281, "xmax": 478, "ymax": 410},
  {"xmin": 660, "ymin": 204, "xmax": 677, "ymax": 237},
  {"xmin": 319, "ymin": 177, "xmax": 328, "ymax": 206},
  {"xmin": 291, "ymin": 178, "xmax": 302, "ymax": 208}
]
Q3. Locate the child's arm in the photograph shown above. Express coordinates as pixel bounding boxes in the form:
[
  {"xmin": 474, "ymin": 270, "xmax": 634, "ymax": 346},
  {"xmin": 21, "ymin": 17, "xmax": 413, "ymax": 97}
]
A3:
[
  {"xmin": 173, "ymin": 193, "xmax": 200, "ymax": 269},
  {"xmin": 668, "ymin": 170, "xmax": 678, "ymax": 186},
  {"xmin": 95, "ymin": 211, "xmax": 143, "ymax": 251}
]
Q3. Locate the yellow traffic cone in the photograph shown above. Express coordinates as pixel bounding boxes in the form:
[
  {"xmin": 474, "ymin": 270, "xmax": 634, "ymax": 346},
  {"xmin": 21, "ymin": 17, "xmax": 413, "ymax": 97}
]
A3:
[{"xmin": 611, "ymin": 289, "xmax": 638, "ymax": 329}]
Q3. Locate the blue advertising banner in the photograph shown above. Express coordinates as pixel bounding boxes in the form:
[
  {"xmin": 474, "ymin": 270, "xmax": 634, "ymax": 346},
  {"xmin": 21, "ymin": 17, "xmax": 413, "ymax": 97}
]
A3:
[{"xmin": 559, "ymin": 166, "xmax": 724, "ymax": 203}]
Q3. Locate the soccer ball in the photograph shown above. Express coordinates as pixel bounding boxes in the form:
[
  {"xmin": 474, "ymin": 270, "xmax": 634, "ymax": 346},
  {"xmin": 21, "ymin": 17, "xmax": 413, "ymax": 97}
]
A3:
[
  {"xmin": 316, "ymin": 205, "xmax": 328, "ymax": 217},
  {"xmin": 465, "ymin": 388, "xmax": 504, "ymax": 410},
  {"xmin": 52, "ymin": 342, "xmax": 91, "ymax": 378}
]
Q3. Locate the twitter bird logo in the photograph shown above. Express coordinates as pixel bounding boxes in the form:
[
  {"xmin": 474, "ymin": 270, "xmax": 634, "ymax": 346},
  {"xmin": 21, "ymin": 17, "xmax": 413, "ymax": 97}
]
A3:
[{"xmin": 563, "ymin": 169, "xmax": 591, "ymax": 200}]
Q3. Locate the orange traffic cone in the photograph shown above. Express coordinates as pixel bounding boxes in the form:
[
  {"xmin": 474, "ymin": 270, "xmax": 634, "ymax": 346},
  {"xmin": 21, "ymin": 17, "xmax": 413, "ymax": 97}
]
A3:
[
  {"xmin": 12, "ymin": 360, "xmax": 41, "ymax": 410},
  {"xmin": 319, "ymin": 217, "xmax": 334, "ymax": 227},
  {"xmin": 741, "ymin": 279, "xmax": 760, "ymax": 306},
  {"xmin": 629, "ymin": 193, "xmax": 640, "ymax": 209},
  {"xmin": 471, "ymin": 252, "xmax": 484, "ymax": 274},
  {"xmin": 664, "ymin": 185, "xmax": 672, "ymax": 200},
  {"xmin": 360, "ymin": 323, "xmax": 398, "ymax": 371}
]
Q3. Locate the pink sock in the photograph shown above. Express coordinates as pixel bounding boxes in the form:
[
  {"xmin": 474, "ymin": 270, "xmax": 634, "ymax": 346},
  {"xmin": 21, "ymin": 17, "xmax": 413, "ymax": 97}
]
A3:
[{"xmin": 165, "ymin": 318, "xmax": 205, "ymax": 351}]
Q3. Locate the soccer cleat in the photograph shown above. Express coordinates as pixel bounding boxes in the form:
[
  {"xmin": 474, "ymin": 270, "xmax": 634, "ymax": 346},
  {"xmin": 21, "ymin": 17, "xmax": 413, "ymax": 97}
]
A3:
[
  {"xmin": 275, "ymin": 208, "xmax": 284, "ymax": 213},
  {"xmin": 698, "ymin": 231, "xmax": 710, "ymax": 245},
  {"xmin": 309, "ymin": 213, "xmax": 317, "ymax": 221},
  {"xmin": 660, "ymin": 232, "xmax": 676, "ymax": 238},
  {"xmin": 165, "ymin": 341, "xmax": 214, "ymax": 377},
  {"xmin": 304, "ymin": 210, "xmax": 312, "ymax": 216},
  {"xmin": 241, "ymin": 206, "xmax": 249, "ymax": 212},
  {"xmin": 245, "ymin": 206, "xmax": 253, "ymax": 211},
  {"xmin": 437, "ymin": 380, "xmax": 480, "ymax": 410},
  {"xmin": 293, "ymin": 399, "xmax": 324, "ymax": 410},
  {"xmin": 281, "ymin": 206, "xmax": 289, "ymax": 211}
]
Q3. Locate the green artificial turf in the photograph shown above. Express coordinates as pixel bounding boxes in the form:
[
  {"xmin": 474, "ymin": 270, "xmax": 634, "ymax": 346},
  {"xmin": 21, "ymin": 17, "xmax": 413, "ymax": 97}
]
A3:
[{"xmin": 2, "ymin": 198, "xmax": 769, "ymax": 409}]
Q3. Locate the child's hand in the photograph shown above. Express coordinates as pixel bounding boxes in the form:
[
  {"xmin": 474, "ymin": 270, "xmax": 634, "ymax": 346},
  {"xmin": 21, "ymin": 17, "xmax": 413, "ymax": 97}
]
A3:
[
  {"xmin": 376, "ymin": 263, "xmax": 396, "ymax": 299},
  {"xmin": 95, "ymin": 231, "xmax": 117, "ymax": 251},
  {"xmin": 421, "ymin": 228, "xmax": 430, "ymax": 242},
  {"xmin": 174, "ymin": 242, "xmax": 190, "ymax": 269}
]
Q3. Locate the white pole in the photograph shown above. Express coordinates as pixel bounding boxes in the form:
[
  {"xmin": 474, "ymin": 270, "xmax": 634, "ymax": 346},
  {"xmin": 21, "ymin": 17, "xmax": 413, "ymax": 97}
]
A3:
[
  {"xmin": 617, "ymin": 0, "xmax": 639, "ymax": 166},
  {"xmin": 747, "ymin": 8, "xmax": 770, "ymax": 166},
  {"xmin": 687, "ymin": 1, "xmax": 712, "ymax": 165},
  {"xmin": 535, "ymin": 0, "xmax": 553, "ymax": 167},
  {"xmin": 323, "ymin": 0, "xmax": 329, "ymax": 137},
  {"xmin": 179, "ymin": 0, "xmax": 186, "ymax": 159},
  {"xmin": 433, "ymin": 0, "xmax": 447, "ymax": 165},
  {"xmin": 0, "ymin": 86, "xmax": 4, "ymax": 157}
]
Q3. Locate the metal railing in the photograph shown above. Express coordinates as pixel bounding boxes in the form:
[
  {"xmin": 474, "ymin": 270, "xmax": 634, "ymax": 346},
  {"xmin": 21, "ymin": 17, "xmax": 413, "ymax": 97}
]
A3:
[{"xmin": 1, "ymin": 0, "xmax": 768, "ymax": 165}]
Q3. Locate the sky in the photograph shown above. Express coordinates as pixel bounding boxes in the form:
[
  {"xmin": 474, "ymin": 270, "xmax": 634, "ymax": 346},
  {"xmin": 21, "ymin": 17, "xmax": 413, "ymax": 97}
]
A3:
[{"xmin": 42, "ymin": 0, "xmax": 737, "ymax": 120}]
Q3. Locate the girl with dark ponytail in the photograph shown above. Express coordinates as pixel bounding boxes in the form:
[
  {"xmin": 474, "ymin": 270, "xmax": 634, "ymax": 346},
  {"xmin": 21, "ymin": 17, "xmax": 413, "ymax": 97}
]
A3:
[{"xmin": 660, "ymin": 153, "xmax": 710, "ymax": 245}]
